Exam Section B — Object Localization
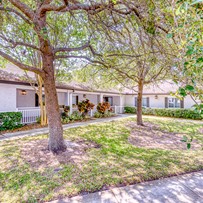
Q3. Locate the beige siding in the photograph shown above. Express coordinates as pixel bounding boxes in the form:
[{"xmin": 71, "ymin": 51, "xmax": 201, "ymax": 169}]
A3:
[{"xmin": 17, "ymin": 89, "xmax": 35, "ymax": 108}]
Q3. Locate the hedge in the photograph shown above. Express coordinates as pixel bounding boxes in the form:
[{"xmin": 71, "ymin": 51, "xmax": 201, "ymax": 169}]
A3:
[
  {"xmin": 124, "ymin": 106, "xmax": 203, "ymax": 120},
  {"xmin": 0, "ymin": 112, "xmax": 23, "ymax": 131}
]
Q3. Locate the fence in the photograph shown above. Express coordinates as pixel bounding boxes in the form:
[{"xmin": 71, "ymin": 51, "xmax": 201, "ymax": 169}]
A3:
[
  {"xmin": 1, "ymin": 106, "xmax": 127, "ymax": 125},
  {"xmin": 17, "ymin": 107, "xmax": 41, "ymax": 124}
]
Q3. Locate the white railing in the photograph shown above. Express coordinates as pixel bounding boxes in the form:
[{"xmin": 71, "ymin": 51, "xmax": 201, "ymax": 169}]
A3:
[
  {"xmin": 0, "ymin": 105, "xmax": 127, "ymax": 125},
  {"xmin": 110, "ymin": 106, "xmax": 125, "ymax": 114},
  {"xmin": 17, "ymin": 108, "xmax": 41, "ymax": 124}
]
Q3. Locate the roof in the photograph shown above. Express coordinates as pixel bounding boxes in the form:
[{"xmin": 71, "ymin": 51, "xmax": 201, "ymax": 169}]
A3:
[
  {"xmin": 0, "ymin": 64, "xmax": 179, "ymax": 95},
  {"xmin": 0, "ymin": 64, "xmax": 122, "ymax": 94}
]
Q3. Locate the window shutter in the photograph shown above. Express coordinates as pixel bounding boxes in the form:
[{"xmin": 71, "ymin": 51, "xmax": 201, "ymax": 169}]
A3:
[
  {"xmin": 35, "ymin": 93, "xmax": 39, "ymax": 107},
  {"xmin": 180, "ymin": 99, "xmax": 184, "ymax": 108},
  {"xmin": 165, "ymin": 97, "xmax": 168, "ymax": 108},
  {"xmin": 76, "ymin": 96, "xmax": 79, "ymax": 105},
  {"xmin": 135, "ymin": 97, "xmax": 137, "ymax": 107},
  {"xmin": 147, "ymin": 97, "xmax": 150, "ymax": 108}
]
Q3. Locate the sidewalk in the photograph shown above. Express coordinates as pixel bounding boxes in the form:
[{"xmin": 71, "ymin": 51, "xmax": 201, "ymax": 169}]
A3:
[
  {"xmin": 48, "ymin": 171, "xmax": 203, "ymax": 203},
  {"xmin": 0, "ymin": 114, "xmax": 135, "ymax": 141}
]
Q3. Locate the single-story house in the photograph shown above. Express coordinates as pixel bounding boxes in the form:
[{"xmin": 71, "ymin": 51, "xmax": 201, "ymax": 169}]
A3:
[{"xmin": 0, "ymin": 64, "xmax": 196, "ymax": 123}]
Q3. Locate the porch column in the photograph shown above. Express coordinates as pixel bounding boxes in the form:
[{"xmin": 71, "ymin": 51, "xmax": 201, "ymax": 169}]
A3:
[
  {"xmin": 69, "ymin": 92, "xmax": 73, "ymax": 115},
  {"xmin": 119, "ymin": 95, "xmax": 123, "ymax": 113},
  {"xmin": 65, "ymin": 91, "xmax": 70, "ymax": 106},
  {"xmin": 99, "ymin": 93, "xmax": 103, "ymax": 103}
]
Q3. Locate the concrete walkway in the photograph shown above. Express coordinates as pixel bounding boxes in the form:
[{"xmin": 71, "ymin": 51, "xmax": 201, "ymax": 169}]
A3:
[
  {"xmin": 49, "ymin": 171, "xmax": 203, "ymax": 203},
  {"xmin": 0, "ymin": 114, "xmax": 135, "ymax": 141}
]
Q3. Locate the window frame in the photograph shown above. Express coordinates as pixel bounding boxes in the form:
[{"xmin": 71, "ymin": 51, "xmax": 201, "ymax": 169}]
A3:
[{"xmin": 168, "ymin": 98, "xmax": 181, "ymax": 108}]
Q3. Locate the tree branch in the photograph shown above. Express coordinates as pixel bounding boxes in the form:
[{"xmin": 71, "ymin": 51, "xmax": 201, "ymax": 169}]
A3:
[
  {"xmin": 9, "ymin": 0, "xmax": 35, "ymax": 21},
  {"xmin": 55, "ymin": 54, "xmax": 107, "ymax": 67},
  {"xmin": 54, "ymin": 41, "xmax": 101, "ymax": 56},
  {"xmin": 0, "ymin": 50, "xmax": 44, "ymax": 76},
  {"xmin": 0, "ymin": 6, "xmax": 31, "ymax": 24},
  {"xmin": 0, "ymin": 35, "xmax": 41, "ymax": 51}
]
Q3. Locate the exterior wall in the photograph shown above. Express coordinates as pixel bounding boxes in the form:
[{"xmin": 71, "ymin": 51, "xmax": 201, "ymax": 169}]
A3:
[
  {"xmin": 112, "ymin": 96, "xmax": 121, "ymax": 106},
  {"xmin": 125, "ymin": 95, "xmax": 135, "ymax": 106},
  {"xmin": 57, "ymin": 92, "xmax": 66, "ymax": 106},
  {"xmin": 17, "ymin": 89, "xmax": 36, "ymax": 108},
  {"xmin": 73, "ymin": 93, "xmax": 98, "ymax": 105},
  {"xmin": 85, "ymin": 94, "xmax": 98, "ymax": 104},
  {"xmin": 184, "ymin": 95, "xmax": 196, "ymax": 109},
  {"xmin": 0, "ymin": 84, "xmax": 17, "ymax": 112},
  {"xmin": 125, "ymin": 94, "xmax": 196, "ymax": 109},
  {"xmin": 148, "ymin": 95, "xmax": 166, "ymax": 108},
  {"xmin": 0, "ymin": 82, "xmax": 197, "ymax": 112}
]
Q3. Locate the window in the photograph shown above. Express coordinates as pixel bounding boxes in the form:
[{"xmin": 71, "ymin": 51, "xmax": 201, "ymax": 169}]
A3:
[
  {"xmin": 168, "ymin": 98, "xmax": 180, "ymax": 108},
  {"xmin": 72, "ymin": 96, "xmax": 79, "ymax": 105},
  {"xmin": 135, "ymin": 97, "xmax": 149, "ymax": 107},
  {"xmin": 103, "ymin": 97, "xmax": 113, "ymax": 106},
  {"xmin": 35, "ymin": 94, "xmax": 45, "ymax": 106},
  {"xmin": 142, "ymin": 98, "xmax": 148, "ymax": 107}
]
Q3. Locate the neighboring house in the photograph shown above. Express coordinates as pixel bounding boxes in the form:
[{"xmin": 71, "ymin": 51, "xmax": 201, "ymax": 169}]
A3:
[
  {"xmin": 125, "ymin": 83, "xmax": 196, "ymax": 109},
  {"xmin": 0, "ymin": 64, "xmax": 197, "ymax": 123}
]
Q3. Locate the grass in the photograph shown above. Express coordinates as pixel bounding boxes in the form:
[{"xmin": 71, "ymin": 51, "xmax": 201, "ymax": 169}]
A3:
[{"xmin": 0, "ymin": 116, "xmax": 203, "ymax": 202}]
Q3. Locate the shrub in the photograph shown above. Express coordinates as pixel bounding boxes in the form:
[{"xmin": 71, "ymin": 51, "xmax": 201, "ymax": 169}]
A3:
[
  {"xmin": 61, "ymin": 117, "xmax": 70, "ymax": 124},
  {"xmin": 0, "ymin": 112, "xmax": 23, "ymax": 130},
  {"xmin": 124, "ymin": 106, "xmax": 203, "ymax": 120},
  {"xmin": 124, "ymin": 106, "xmax": 137, "ymax": 114},
  {"xmin": 78, "ymin": 99, "xmax": 95, "ymax": 117},
  {"xmin": 94, "ymin": 111, "xmax": 103, "ymax": 118},
  {"xmin": 97, "ymin": 102, "xmax": 111, "ymax": 114},
  {"xmin": 36, "ymin": 116, "xmax": 41, "ymax": 124},
  {"xmin": 69, "ymin": 111, "xmax": 83, "ymax": 121},
  {"xmin": 94, "ymin": 111, "xmax": 115, "ymax": 118}
]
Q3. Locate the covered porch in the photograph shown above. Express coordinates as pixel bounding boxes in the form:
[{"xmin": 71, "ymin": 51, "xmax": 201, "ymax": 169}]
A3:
[{"xmin": 16, "ymin": 88, "xmax": 125, "ymax": 124}]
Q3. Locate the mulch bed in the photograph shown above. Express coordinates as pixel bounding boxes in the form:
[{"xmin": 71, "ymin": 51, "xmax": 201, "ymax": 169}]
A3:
[
  {"xmin": 127, "ymin": 121, "xmax": 202, "ymax": 150},
  {"xmin": 20, "ymin": 139, "xmax": 100, "ymax": 169},
  {"xmin": 0, "ymin": 115, "xmax": 118, "ymax": 135},
  {"xmin": 0, "ymin": 123, "xmax": 47, "ymax": 135}
]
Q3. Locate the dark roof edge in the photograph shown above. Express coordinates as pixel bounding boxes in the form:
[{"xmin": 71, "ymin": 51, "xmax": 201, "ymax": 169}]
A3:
[
  {"xmin": 0, "ymin": 80, "xmax": 124, "ymax": 95},
  {"xmin": 126, "ymin": 93, "xmax": 171, "ymax": 96}
]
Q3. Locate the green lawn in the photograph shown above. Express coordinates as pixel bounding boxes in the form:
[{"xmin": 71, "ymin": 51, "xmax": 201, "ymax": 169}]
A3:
[{"xmin": 0, "ymin": 117, "xmax": 203, "ymax": 203}]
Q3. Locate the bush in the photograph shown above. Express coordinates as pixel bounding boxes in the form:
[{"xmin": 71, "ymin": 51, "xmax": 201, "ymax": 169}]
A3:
[
  {"xmin": 61, "ymin": 117, "xmax": 70, "ymax": 124},
  {"xmin": 124, "ymin": 106, "xmax": 203, "ymax": 120},
  {"xmin": 94, "ymin": 111, "xmax": 103, "ymax": 118},
  {"xmin": 69, "ymin": 111, "xmax": 83, "ymax": 121},
  {"xmin": 97, "ymin": 102, "xmax": 111, "ymax": 114},
  {"xmin": 124, "ymin": 106, "xmax": 137, "ymax": 114},
  {"xmin": 94, "ymin": 111, "xmax": 115, "ymax": 118},
  {"xmin": 0, "ymin": 112, "xmax": 23, "ymax": 130},
  {"xmin": 78, "ymin": 99, "xmax": 95, "ymax": 117}
]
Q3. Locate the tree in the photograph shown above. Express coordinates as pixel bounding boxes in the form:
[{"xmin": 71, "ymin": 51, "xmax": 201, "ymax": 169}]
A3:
[
  {"xmin": 169, "ymin": 0, "xmax": 203, "ymax": 111},
  {"xmin": 0, "ymin": 0, "xmax": 125, "ymax": 153},
  {"xmin": 83, "ymin": 1, "xmax": 177, "ymax": 125}
]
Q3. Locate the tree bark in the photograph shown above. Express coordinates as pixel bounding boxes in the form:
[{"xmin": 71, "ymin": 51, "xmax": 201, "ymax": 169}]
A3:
[
  {"xmin": 42, "ymin": 55, "xmax": 67, "ymax": 153},
  {"xmin": 137, "ymin": 79, "xmax": 144, "ymax": 126}
]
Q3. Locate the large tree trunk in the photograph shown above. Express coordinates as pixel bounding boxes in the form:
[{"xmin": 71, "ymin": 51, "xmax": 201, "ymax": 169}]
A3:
[
  {"xmin": 42, "ymin": 55, "xmax": 67, "ymax": 153},
  {"xmin": 137, "ymin": 79, "xmax": 144, "ymax": 126}
]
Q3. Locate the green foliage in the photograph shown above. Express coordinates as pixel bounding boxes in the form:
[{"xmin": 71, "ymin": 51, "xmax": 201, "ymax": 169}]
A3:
[
  {"xmin": 61, "ymin": 106, "xmax": 70, "ymax": 118},
  {"xmin": 61, "ymin": 111, "xmax": 83, "ymax": 124},
  {"xmin": 124, "ymin": 106, "xmax": 203, "ymax": 120},
  {"xmin": 124, "ymin": 106, "xmax": 137, "ymax": 114},
  {"xmin": 0, "ymin": 117, "xmax": 202, "ymax": 202},
  {"xmin": 97, "ymin": 102, "xmax": 111, "ymax": 114},
  {"xmin": 78, "ymin": 99, "xmax": 95, "ymax": 117},
  {"xmin": 61, "ymin": 117, "xmax": 70, "ymax": 124},
  {"xmin": 36, "ymin": 116, "xmax": 41, "ymax": 124},
  {"xmin": 0, "ymin": 112, "xmax": 22, "ymax": 130},
  {"xmin": 181, "ymin": 135, "xmax": 193, "ymax": 150},
  {"xmin": 173, "ymin": 0, "xmax": 203, "ymax": 107},
  {"xmin": 94, "ymin": 111, "xmax": 115, "ymax": 118},
  {"xmin": 69, "ymin": 111, "xmax": 83, "ymax": 121}
]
